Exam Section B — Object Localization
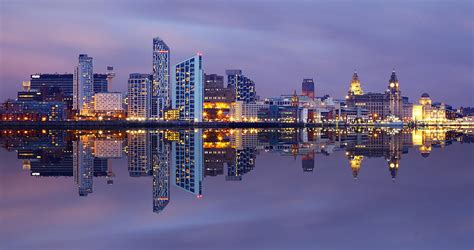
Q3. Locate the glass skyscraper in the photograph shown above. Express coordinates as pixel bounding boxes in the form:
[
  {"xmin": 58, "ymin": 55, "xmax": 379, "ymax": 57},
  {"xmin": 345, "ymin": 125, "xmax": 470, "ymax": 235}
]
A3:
[
  {"xmin": 73, "ymin": 54, "xmax": 94, "ymax": 114},
  {"xmin": 152, "ymin": 37, "xmax": 170, "ymax": 120},
  {"xmin": 172, "ymin": 54, "xmax": 204, "ymax": 122},
  {"xmin": 226, "ymin": 69, "xmax": 256, "ymax": 103},
  {"xmin": 127, "ymin": 73, "xmax": 152, "ymax": 120}
]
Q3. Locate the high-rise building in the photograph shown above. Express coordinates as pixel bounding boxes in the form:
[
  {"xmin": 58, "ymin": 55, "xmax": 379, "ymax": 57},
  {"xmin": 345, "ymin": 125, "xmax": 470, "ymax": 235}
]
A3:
[
  {"xmin": 172, "ymin": 54, "xmax": 204, "ymax": 122},
  {"xmin": 31, "ymin": 73, "xmax": 74, "ymax": 96},
  {"xmin": 73, "ymin": 140, "xmax": 94, "ymax": 196},
  {"xmin": 127, "ymin": 73, "xmax": 152, "ymax": 120},
  {"xmin": 152, "ymin": 131, "xmax": 170, "ymax": 213},
  {"xmin": 106, "ymin": 66, "xmax": 115, "ymax": 88},
  {"xmin": 301, "ymin": 79, "xmax": 315, "ymax": 98},
  {"xmin": 226, "ymin": 69, "xmax": 256, "ymax": 103},
  {"xmin": 203, "ymin": 74, "xmax": 235, "ymax": 122},
  {"xmin": 73, "ymin": 54, "xmax": 94, "ymax": 114},
  {"xmin": 152, "ymin": 37, "xmax": 170, "ymax": 120}
]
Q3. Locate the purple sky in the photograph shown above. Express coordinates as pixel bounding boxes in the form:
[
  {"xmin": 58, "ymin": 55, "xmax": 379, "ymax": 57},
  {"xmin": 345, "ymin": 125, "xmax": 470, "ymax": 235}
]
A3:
[{"xmin": 1, "ymin": 0, "xmax": 473, "ymax": 106}]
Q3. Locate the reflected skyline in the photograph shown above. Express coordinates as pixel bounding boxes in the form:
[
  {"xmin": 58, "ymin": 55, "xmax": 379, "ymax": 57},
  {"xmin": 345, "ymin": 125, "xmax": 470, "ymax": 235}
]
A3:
[{"xmin": 1, "ymin": 127, "xmax": 471, "ymax": 214}]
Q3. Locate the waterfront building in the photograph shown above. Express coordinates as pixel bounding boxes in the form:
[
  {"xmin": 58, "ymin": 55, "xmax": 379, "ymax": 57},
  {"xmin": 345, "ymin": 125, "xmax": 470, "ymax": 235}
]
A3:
[
  {"xmin": 17, "ymin": 90, "xmax": 43, "ymax": 101},
  {"xmin": 30, "ymin": 73, "xmax": 74, "ymax": 96},
  {"xmin": 127, "ymin": 73, "xmax": 152, "ymax": 120},
  {"xmin": 73, "ymin": 140, "xmax": 94, "ymax": 196},
  {"xmin": 226, "ymin": 69, "xmax": 256, "ymax": 103},
  {"xmin": 127, "ymin": 131, "xmax": 152, "ymax": 177},
  {"xmin": 302, "ymin": 79, "xmax": 315, "ymax": 98},
  {"xmin": 93, "ymin": 92, "xmax": 124, "ymax": 118},
  {"xmin": 152, "ymin": 131, "xmax": 171, "ymax": 213},
  {"xmin": 412, "ymin": 93, "xmax": 447, "ymax": 123},
  {"xmin": 152, "ymin": 37, "xmax": 171, "ymax": 120},
  {"xmin": 73, "ymin": 54, "xmax": 94, "ymax": 115},
  {"xmin": 93, "ymin": 139, "xmax": 123, "ymax": 158},
  {"xmin": 230, "ymin": 101, "xmax": 269, "ymax": 122},
  {"xmin": 346, "ymin": 70, "xmax": 406, "ymax": 120},
  {"xmin": 0, "ymin": 100, "xmax": 66, "ymax": 121},
  {"xmin": 203, "ymin": 74, "xmax": 235, "ymax": 122},
  {"xmin": 172, "ymin": 54, "xmax": 204, "ymax": 122}
]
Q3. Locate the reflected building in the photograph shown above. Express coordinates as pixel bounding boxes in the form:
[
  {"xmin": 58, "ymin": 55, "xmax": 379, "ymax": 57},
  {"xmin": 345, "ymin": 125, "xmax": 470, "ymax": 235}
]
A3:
[
  {"xmin": 127, "ymin": 131, "xmax": 152, "ymax": 177},
  {"xmin": 171, "ymin": 129, "xmax": 203, "ymax": 196},
  {"xmin": 73, "ymin": 139, "xmax": 94, "ymax": 196},
  {"xmin": 152, "ymin": 131, "xmax": 171, "ymax": 213}
]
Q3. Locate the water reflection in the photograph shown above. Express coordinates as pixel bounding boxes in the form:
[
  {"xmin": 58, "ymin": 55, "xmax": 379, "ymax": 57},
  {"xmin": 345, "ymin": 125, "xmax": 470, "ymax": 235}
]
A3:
[{"xmin": 1, "ymin": 128, "xmax": 472, "ymax": 214}]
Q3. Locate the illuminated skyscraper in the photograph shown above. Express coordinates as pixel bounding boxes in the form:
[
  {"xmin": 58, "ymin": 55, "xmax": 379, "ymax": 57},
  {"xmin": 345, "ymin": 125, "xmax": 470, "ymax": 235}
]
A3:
[
  {"xmin": 128, "ymin": 73, "xmax": 152, "ymax": 120},
  {"xmin": 73, "ymin": 54, "xmax": 94, "ymax": 114},
  {"xmin": 172, "ymin": 54, "xmax": 204, "ymax": 122},
  {"xmin": 226, "ymin": 69, "xmax": 256, "ymax": 103},
  {"xmin": 387, "ymin": 70, "xmax": 402, "ymax": 118},
  {"xmin": 152, "ymin": 37, "xmax": 170, "ymax": 120},
  {"xmin": 171, "ymin": 129, "xmax": 203, "ymax": 196},
  {"xmin": 301, "ymin": 79, "xmax": 315, "ymax": 98}
]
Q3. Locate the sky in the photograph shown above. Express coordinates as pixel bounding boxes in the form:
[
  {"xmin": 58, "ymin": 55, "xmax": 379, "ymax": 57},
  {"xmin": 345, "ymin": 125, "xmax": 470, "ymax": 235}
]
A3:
[{"xmin": 0, "ymin": 0, "xmax": 473, "ymax": 107}]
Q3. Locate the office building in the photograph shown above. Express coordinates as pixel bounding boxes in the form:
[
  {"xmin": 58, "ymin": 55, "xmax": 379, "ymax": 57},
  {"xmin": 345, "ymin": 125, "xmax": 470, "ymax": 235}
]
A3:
[
  {"xmin": 301, "ymin": 79, "xmax": 315, "ymax": 98},
  {"xmin": 127, "ymin": 73, "xmax": 152, "ymax": 120},
  {"xmin": 152, "ymin": 37, "xmax": 171, "ymax": 120},
  {"xmin": 127, "ymin": 131, "xmax": 152, "ymax": 177},
  {"xmin": 226, "ymin": 69, "xmax": 256, "ymax": 103},
  {"xmin": 203, "ymin": 74, "xmax": 235, "ymax": 122},
  {"xmin": 93, "ymin": 92, "xmax": 124, "ymax": 118},
  {"xmin": 172, "ymin": 54, "xmax": 204, "ymax": 122},
  {"xmin": 30, "ymin": 73, "xmax": 74, "ymax": 96},
  {"xmin": 93, "ymin": 73, "xmax": 108, "ymax": 93},
  {"xmin": 73, "ymin": 54, "xmax": 94, "ymax": 115}
]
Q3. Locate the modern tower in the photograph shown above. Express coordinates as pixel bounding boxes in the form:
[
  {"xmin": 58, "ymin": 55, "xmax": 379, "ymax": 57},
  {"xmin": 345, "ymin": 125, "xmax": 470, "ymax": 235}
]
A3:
[
  {"xmin": 348, "ymin": 71, "xmax": 363, "ymax": 96},
  {"xmin": 172, "ymin": 54, "xmax": 204, "ymax": 122},
  {"xmin": 73, "ymin": 54, "xmax": 94, "ymax": 114},
  {"xmin": 106, "ymin": 66, "xmax": 115, "ymax": 89},
  {"xmin": 152, "ymin": 37, "xmax": 171, "ymax": 120},
  {"xmin": 226, "ymin": 69, "xmax": 256, "ymax": 103},
  {"xmin": 301, "ymin": 79, "xmax": 315, "ymax": 98},
  {"xmin": 127, "ymin": 73, "xmax": 152, "ymax": 120}
]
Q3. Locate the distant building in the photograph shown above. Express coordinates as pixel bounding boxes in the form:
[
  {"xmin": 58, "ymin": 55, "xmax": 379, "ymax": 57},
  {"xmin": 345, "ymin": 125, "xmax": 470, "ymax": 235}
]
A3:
[
  {"xmin": 73, "ymin": 54, "xmax": 94, "ymax": 115},
  {"xmin": 152, "ymin": 37, "xmax": 171, "ymax": 120},
  {"xmin": 346, "ymin": 70, "xmax": 405, "ymax": 120},
  {"xmin": 301, "ymin": 79, "xmax": 315, "ymax": 98},
  {"xmin": 412, "ymin": 93, "xmax": 447, "ymax": 123},
  {"xmin": 93, "ymin": 73, "xmax": 108, "ymax": 93},
  {"xmin": 0, "ymin": 100, "xmax": 66, "ymax": 121},
  {"xmin": 230, "ymin": 101, "xmax": 268, "ymax": 122},
  {"xmin": 93, "ymin": 92, "xmax": 124, "ymax": 118},
  {"xmin": 17, "ymin": 90, "xmax": 43, "ymax": 101},
  {"xmin": 127, "ymin": 73, "xmax": 152, "ymax": 120},
  {"xmin": 226, "ymin": 69, "xmax": 256, "ymax": 103},
  {"xmin": 30, "ymin": 73, "xmax": 74, "ymax": 96},
  {"xmin": 172, "ymin": 54, "xmax": 204, "ymax": 122}
]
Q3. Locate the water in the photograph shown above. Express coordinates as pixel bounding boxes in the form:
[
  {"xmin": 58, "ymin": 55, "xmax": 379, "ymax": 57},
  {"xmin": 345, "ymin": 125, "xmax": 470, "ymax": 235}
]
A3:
[{"xmin": 1, "ymin": 128, "xmax": 473, "ymax": 250}]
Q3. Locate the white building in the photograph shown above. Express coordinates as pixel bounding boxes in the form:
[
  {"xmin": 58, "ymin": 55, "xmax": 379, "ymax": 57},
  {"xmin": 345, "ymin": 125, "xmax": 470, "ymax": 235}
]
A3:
[
  {"xmin": 230, "ymin": 101, "xmax": 268, "ymax": 122},
  {"xmin": 172, "ymin": 54, "xmax": 204, "ymax": 122},
  {"xmin": 127, "ymin": 73, "xmax": 151, "ymax": 120},
  {"xmin": 94, "ymin": 92, "xmax": 123, "ymax": 112}
]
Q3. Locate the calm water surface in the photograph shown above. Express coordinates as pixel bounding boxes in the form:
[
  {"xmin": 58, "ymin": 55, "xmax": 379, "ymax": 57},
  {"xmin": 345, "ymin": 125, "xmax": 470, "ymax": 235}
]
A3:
[{"xmin": 1, "ymin": 128, "xmax": 473, "ymax": 250}]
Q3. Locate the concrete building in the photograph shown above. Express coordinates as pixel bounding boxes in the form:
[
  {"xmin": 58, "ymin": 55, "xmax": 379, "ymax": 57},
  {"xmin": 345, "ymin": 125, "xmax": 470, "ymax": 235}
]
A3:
[
  {"xmin": 93, "ymin": 92, "xmax": 124, "ymax": 118},
  {"xmin": 226, "ymin": 69, "xmax": 256, "ymax": 103},
  {"xmin": 203, "ymin": 73, "xmax": 235, "ymax": 122},
  {"xmin": 412, "ymin": 93, "xmax": 447, "ymax": 123}
]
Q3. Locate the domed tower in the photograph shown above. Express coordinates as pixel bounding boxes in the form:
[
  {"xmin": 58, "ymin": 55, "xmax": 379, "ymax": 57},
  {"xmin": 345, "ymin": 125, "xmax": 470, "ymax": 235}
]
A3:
[
  {"xmin": 348, "ymin": 71, "xmax": 364, "ymax": 96},
  {"xmin": 387, "ymin": 69, "xmax": 402, "ymax": 118}
]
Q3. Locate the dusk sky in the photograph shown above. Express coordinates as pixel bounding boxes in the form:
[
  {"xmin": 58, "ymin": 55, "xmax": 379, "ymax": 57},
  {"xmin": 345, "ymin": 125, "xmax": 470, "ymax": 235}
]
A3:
[{"xmin": 1, "ymin": 0, "xmax": 473, "ymax": 107}]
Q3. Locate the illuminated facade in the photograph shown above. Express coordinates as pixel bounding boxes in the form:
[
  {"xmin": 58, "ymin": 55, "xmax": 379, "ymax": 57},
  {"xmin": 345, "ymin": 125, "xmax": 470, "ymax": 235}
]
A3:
[
  {"xmin": 172, "ymin": 54, "xmax": 204, "ymax": 122},
  {"xmin": 348, "ymin": 71, "xmax": 364, "ymax": 96},
  {"xmin": 412, "ymin": 93, "xmax": 447, "ymax": 123},
  {"xmin": 73, "ymin": 54, "xmax": 94, "ymax": 115},
  {"xmin": 93, "ymin": 92, "xmax": 123, "ymax": 114},
  {"xmin": 152, "ymin": 37, "xmax": 170, "ymax": 120},
  {"xmin": 127, "ymin": 73, "xmax": 152, "ymax": 120},
  {"xmin": 203, "ymin": 74, "xmax": 235, "ymax": 122}
]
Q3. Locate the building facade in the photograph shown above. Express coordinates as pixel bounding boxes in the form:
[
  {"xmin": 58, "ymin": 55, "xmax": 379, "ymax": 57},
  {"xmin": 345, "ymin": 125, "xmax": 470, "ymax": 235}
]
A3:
[
  {"xmin": 127, "ymin": 73, "xmax": 152, "ymax": 120},
  {"xmin": 203, "ymin": 73, "xmax": 235, "ymax": 122},
  {"xmin": 301, "ymin": 78, "xmax": 315, "ymax": 98},
  {"xmin": 226, "ymin": 69, "xmax": 256, "ymax": 103},
  {"xmin": 172, "ymin": 54, "xmax": 204, "ymax": 122},
  {"xmin": 73, "ymin": 54, "xmax": 94, "ymax": 115},
  {"xmin": 152, "ymin": 37, "xmax": 171, "ymax": 120}
]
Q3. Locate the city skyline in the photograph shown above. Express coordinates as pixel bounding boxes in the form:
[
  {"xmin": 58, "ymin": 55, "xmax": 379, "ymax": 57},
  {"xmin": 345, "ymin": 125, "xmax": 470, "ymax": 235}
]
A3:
[{"xmin": 1, "ymin": 1, "xmax": 472, "ymax": 107}]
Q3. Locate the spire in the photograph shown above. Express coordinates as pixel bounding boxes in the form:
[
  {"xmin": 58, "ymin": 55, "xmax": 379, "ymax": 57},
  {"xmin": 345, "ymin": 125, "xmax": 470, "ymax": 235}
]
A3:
[
  {"xmin": 352, "ymin": 71, "xmax": 359, "ymax": 82},
  {"xmin": 390, "ymin": 68, "xmax": 398, "ymax": 83}
]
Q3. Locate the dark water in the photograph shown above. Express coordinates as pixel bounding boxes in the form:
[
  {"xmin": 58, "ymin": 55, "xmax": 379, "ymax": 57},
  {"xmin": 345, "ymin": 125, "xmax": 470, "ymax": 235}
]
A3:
[{"xmin": 0, "ymin": 128, "xmax": 473, "ymax": 250}]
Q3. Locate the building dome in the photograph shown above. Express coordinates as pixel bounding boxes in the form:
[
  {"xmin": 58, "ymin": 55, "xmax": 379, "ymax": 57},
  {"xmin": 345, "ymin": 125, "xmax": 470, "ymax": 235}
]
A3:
[{"xmin": 421, "ymin": 93, "xmax": 430, "ymax": 98}]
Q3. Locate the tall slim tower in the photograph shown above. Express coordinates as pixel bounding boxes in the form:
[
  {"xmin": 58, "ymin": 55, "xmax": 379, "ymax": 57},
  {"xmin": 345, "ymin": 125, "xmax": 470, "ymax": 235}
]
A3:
[
  {"xmin": 73, "ymin": 54, "xmax": 94, "ymax": 114},
  {"xmin": 387, "ymin": 69, "xmax": 402, "ymax": 118},
  {"xmin": 348, "ymin": 71, "xmax": 363, "ymax": 96},
  {"xmin": 106, "ymin": 66, "xmax": 115, "ymax": 89},
  {"xmin": 172, "ymin": 54, "xmax": 204, "ymax": 122},
  {"xmin": 152, "ymin": 37, "xmax": 170, "ymax": 120}
]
